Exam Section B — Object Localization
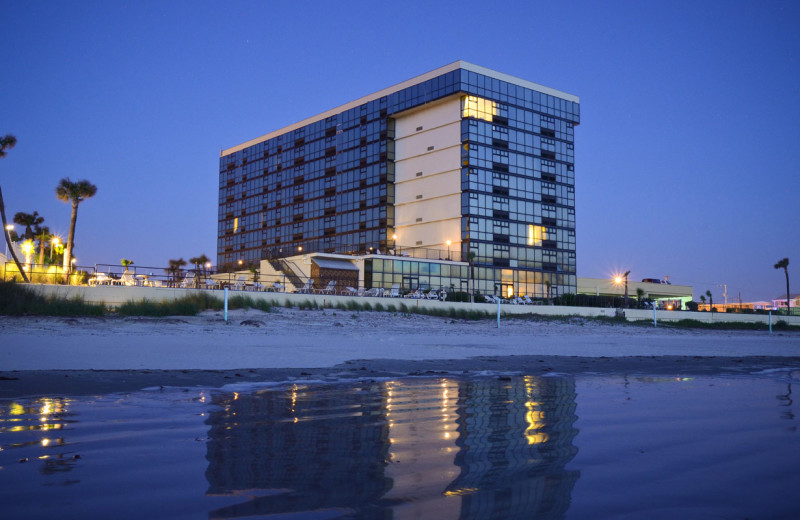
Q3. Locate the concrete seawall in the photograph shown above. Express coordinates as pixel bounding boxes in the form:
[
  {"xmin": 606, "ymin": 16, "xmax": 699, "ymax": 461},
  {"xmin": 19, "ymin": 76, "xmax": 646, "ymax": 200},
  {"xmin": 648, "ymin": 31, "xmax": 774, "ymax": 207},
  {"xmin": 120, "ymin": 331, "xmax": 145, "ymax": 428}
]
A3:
[{"xmin": 22, "ymin": 283, "xmax": 800, "ymax": 326}]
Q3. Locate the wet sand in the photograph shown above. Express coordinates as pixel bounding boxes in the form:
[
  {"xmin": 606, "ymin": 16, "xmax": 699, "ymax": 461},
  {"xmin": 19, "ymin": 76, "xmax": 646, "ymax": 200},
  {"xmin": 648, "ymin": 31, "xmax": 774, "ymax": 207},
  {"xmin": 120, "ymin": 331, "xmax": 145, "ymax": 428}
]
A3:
[
  {"xmin": 2, "ymin": 355, "xmax": 799, "ymax": 399},
  {"xmin": 1, "ymin": 308, "xmax": 799, "ymax": 398}
]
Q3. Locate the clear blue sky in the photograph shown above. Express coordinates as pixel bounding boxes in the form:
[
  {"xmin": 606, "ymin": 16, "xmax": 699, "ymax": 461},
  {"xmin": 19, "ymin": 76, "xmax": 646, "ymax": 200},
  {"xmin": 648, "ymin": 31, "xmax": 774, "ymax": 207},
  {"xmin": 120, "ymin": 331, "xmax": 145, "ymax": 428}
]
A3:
[{"xmin": 2, "ymin": 1, "xmax": 798, "ymax": 302}]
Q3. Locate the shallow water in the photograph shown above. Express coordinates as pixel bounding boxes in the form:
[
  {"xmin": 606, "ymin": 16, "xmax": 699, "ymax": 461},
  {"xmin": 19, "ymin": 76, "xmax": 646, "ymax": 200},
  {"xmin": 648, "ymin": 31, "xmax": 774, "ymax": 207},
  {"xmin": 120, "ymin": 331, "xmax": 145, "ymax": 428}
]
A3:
[{"xmin": 1, "ymin": 371, "xmax": 798, "ymax": 519}]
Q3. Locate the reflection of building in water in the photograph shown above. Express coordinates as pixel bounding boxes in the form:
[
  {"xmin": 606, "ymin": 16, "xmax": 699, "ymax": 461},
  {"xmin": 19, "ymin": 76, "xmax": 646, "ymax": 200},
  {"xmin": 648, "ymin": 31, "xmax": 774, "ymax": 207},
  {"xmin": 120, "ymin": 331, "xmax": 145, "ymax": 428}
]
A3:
[
  {"xmin": 446, "ymin": 376, "xmax": 580, "ymax": 519},
  {"xmin": 204, "ymin": 376, "xmax": 579, "ymax": 519},
  {"xmin": 382, "ymin": 379, "xmax": 463, "ymax": 519},
  {"xmin": 204, "ymin": 383, "xmax": 392, "ymax": 519}
]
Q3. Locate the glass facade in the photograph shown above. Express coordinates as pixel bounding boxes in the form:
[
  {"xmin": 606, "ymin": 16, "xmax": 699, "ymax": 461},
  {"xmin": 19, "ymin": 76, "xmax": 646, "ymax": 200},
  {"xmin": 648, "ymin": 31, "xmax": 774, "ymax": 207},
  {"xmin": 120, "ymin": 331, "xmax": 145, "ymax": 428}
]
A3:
[{"xmin": 218, "ymin": 63, "xmax": 579, "ymax": 298}]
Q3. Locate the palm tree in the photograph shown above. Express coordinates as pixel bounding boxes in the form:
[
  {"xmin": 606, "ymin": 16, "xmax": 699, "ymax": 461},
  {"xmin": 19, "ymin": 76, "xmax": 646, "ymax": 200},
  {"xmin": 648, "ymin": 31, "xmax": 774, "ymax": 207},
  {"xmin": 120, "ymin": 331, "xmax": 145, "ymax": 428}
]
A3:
[
  {"xmin": 699, "ymin": 294, "xmax": 706, "ymax": 310},
  {"xmin": 0, "ymin": 134, "xmax": 29, "ymax": 282},
  {"xmin": 705, "ymin": 290, "xmax": 713, "ymax": 312},
  {"xmin": 189, "ymin": 254, "xmax": 211, "ymax": 275},
  {"xmin": 189, "ymin": 254, "xmax": 211, "ymax": 287},
  {"xmin": 121, "ymin": 258, "xmax": 134, "ymax": 272},
  {"xmin": 55, "ymin": 178, "xmax": 98, "ymax": 277},
  {"xmin": 166, "ymin": 258, "xmax": 187, "ymax": 284},
  {"xmin": 13, "ymin": 211, "xmax": 44, "ymax": 240},
  {"xmin": 35, "ymin": 225, "xmax": 50, "ymax": 266},
  {"xmin": 774, "ymin": 258, "xmax": 790, "ymax": 315}
]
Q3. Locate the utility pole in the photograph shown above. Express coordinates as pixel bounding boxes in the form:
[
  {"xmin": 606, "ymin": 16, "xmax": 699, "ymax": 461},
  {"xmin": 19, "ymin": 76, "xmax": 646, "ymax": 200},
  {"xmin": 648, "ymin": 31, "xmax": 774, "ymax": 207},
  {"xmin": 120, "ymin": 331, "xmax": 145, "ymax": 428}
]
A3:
[{"xmin": 718, "ymin": 284, "xmax": 728, "ymax": 311}]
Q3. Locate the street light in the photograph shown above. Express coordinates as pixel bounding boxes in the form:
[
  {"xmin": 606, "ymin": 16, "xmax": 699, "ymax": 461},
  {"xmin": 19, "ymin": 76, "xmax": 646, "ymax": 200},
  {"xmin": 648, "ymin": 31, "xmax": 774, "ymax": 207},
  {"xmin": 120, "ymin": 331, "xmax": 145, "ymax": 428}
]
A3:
[
  {"xmin": 446, "ymin": 240, "xmax": 451, "ymax": 260},
  {"xmin": 4, "ymin": 224, "xmax": 13, "ymax": 258},
  {"xmin": 21, "ymin": 239, "xmax": 34, "ymax": 273},
  {"xmin": 50, "ymin": 236, "xmax": 61, "ymax": 262},
  {"xmin": 613, "ymin": 270, "xmax": 631, "ymax": 308}
]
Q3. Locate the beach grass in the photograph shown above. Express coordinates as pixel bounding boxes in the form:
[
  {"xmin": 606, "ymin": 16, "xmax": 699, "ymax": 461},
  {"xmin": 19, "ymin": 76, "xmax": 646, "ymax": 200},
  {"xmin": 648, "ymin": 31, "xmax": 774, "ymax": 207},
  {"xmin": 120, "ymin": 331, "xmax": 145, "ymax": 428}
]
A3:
[
  {"xmin": 638, "ymin": 318, "xmax": 800, "ymax": 331},
  {"xmin": 0, "ymin": 281, "xmax": 105, "ymax": 316},
  {"xmin": 1, "ymin": 281, "xmax": 796, "ymax": 329},
  {"xmin": 117, "ymin": 293, "xmax": 273, "ymax": 316}
]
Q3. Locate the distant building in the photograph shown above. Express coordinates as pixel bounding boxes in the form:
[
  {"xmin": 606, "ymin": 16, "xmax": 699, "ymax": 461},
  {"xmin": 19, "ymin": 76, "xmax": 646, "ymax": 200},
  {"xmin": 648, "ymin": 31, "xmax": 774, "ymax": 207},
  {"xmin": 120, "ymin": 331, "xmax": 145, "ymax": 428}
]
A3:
[
  {"xmin": 772, "ymin": 293, "xmax": 800, "ymax": 312},
  {"xmin": 218, "ymin": 61, "xmax": 579, "ymax": 299},
  {"xmin": 577, "ymin": 277, "xmax": 693, "ymax": 309}
]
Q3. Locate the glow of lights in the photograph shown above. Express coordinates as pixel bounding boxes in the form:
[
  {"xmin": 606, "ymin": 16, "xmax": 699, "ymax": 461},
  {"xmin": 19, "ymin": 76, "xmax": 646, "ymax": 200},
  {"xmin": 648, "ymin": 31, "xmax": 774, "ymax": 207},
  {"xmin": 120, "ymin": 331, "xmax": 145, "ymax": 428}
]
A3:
[
  {"xmin": 4, "ymin": 224, "xmax": 13, "ymax": 231},
  {"xmin": 614, "ymin": 276, "xmax": 622, "ymax": 284},
  {"xmin": 233, "ymin": 392, "xmax": 239, "ymax": 401},
  {"xmin": 298, "ymin": 246, "xmax": 303, "ymax": 252},
  {"xmin": 444, "ymin": 487, "xmax": 479, "ymax": 497},
  {"xmin": 507, "ymin": 286, "xmax": 514, "ymax": 298},
  {"xmin": 232, "ymin": 217, "xmax": 239, "ymax": 234},
  {"xmin": 527, "ymin": 225, "xmax": 546, "ymax": 246},
  {"xmin": 41, "ymin": 438, "xmax": 51, "ymax": 447},
  {"xmin": 21, "ymin": 240, "xmax": 34, "ymax": 264},
  {"xmin": 238, "ymin": 259, "xmax": 243, "ymax": 265},
  {"xmin": 462, "ymin": 95, "xmax": 498, "ymax": 122}
]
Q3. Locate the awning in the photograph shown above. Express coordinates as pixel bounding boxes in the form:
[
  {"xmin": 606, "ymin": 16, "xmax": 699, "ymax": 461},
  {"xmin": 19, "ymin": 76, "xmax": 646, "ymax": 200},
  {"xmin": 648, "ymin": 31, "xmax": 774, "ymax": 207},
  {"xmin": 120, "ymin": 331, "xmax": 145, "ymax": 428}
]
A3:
[{"xmin": 312, "ymin": 257, "xmax": 359, "ymax": 271}]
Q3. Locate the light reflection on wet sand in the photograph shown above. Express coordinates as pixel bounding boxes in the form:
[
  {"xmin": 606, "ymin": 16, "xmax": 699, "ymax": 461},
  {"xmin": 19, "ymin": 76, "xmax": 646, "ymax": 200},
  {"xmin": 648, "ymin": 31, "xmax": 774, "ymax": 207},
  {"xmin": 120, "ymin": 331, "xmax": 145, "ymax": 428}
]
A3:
[{"xmin": 0, "ymin": 371, "xmax": 798, "ymax": 519}]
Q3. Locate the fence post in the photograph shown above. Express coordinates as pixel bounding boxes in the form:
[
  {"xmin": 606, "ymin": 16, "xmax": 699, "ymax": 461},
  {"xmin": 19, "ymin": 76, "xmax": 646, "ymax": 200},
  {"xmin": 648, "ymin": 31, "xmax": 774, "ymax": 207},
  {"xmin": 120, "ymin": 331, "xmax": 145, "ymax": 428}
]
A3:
[
  {"xmin": 224, "ymin": 287, "xmax": 229, "ymax": 323},
  {"xmin": 653, "ymin": 303, "xmax": 657, "ymax": 327}
]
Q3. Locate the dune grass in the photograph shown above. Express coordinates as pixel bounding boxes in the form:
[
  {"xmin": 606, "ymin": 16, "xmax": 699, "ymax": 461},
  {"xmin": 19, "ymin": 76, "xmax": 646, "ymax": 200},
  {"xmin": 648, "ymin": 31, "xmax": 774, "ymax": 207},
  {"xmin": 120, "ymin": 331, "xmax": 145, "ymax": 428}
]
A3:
[
  {"xmin": 2, "ymin": 281, "xmax": 796, "ymax": 329},
  {"xmin": 0, "ymin": 281, "xmax": 105, "ymax": 316},
  {"xmin": 117, "ymin": 293, "xmax": 273, "ymax": 316}
]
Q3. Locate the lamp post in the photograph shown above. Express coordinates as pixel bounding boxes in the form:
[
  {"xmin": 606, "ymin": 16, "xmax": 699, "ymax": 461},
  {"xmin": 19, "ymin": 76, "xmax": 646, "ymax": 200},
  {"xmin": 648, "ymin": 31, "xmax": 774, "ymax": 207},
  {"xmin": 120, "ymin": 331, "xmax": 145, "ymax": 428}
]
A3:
[
  {"xmin": 614, "ymin": 270, "xmax": 630, "ymax": 308},
  {"xmin": 446, "ymin": 240, "xmax": 451, "ymax": 260},
  {"xmin": 50, "ymin": 236, "xmax": 60, "ymax": 262},
  {"xmin": 21, "ymin": 239, "xmax": 34, "ymax": 274},
  {"xmin": 4, "ymin": 224, "xmax": 13, "ymax": 258}
]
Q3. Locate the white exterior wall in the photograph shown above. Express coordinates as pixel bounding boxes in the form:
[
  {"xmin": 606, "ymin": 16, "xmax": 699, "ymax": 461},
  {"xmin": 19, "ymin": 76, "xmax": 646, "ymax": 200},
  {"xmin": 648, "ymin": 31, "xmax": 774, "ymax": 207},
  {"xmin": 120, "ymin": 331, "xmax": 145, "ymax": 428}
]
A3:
[{"xmin": 393, "ymin": 96, "xmax": 462, "ymax": 251}]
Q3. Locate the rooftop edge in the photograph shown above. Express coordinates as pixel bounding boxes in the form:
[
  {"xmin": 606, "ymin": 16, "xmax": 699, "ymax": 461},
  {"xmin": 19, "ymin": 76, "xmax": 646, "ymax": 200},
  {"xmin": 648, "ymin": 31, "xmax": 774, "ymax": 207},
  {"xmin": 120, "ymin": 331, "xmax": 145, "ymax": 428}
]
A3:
[{"xmin": 221, "ymin": 60, "xmax": 579, "ymax": 157}]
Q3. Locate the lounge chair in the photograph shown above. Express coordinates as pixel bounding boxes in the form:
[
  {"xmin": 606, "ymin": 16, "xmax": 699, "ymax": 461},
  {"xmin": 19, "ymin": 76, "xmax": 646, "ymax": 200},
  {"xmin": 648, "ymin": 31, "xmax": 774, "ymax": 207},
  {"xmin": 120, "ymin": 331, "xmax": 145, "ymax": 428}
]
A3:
[
  {"xmin": 387, "ymin": 284, "xmax": 401, "ymax": 298},
  {"xmin": 180, "ymin": 273, "xmax": 198, "ymax": 289},
  {"xmin": 364, "ymin": 287, "xmax": 383, "ymax": 297},
  {"xmin": 522, "ymin": 295, "xmax": 534, "ymax": 305},
  {"xmin": 343, "ymin": 286, "xmax": 359, "ymax": 296},
  {"xmin": 484, "ymin": 295, "xmax": 497, "ymax": 304},
  {"xmin": 426, "ymin": 289, "xmax": 439, "ymax": 300},
  {"xmin": 405, "ymin": 289, "xmax": 423, "ymax": 299},
  {"xmin": 271, "ymin": 282, "xmax": 285, "ymax": 292},
  {"xmin": 89, "ymin": 272, "xmax": 111, "ymax": 286},
  {"xmin": 232, "ymin": 276, "xmax": 248, "ymax": 291},
  {"xmin": 117, "ymin": 271, "xmax": 137, "ymax": 287},
  {"xmin": 295, "ymin": 279, "xmax": 314, "ymax": 293},
  {"xmin": 315, "ymin": 280, "xmax": 336, "ymax": 294}
]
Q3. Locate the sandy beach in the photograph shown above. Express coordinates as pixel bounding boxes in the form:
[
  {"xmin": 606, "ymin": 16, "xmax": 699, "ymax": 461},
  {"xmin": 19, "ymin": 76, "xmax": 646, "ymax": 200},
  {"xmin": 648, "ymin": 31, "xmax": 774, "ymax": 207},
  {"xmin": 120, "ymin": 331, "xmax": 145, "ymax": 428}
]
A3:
[{"xmin": 2, "ymin": 307, "xmax": 799, "ymax": 398}]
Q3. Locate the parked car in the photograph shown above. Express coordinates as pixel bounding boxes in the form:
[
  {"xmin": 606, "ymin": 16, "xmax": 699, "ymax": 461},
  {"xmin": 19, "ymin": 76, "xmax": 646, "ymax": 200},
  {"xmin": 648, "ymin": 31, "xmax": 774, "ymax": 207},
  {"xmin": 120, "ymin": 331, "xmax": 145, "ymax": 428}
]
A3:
[{"xmin": 641, "ymin": 278, "xmax": 671, "ymax": 285}]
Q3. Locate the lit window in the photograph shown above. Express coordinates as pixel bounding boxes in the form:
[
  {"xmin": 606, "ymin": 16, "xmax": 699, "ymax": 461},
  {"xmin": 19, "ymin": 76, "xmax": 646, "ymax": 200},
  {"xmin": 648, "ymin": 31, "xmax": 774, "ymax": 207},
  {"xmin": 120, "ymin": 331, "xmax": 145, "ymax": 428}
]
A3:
[
  {"xmin": 528, "ymin": 225, "xmax": 547, "ymax": 246},
  {"xmin": 462, "ymin": 95, "xmax": 497, "ymax": 122}
]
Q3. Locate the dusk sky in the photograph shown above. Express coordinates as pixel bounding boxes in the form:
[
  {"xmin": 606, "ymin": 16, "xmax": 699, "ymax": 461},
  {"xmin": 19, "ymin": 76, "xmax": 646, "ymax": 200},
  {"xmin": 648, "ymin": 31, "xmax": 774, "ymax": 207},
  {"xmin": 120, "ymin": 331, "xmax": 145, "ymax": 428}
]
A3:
[{"xmin": 2, "ymin": 1, "xmax": 798, "ymax": 302}]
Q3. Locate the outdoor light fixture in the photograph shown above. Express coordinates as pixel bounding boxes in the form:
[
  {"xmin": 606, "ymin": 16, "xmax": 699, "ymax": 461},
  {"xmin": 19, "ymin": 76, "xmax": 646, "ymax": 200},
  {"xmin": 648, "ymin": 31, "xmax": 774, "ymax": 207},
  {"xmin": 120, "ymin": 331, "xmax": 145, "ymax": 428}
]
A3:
[
  {"xmin": 21, "ymin": 240, "xmax": 34, "ymax": 271},
  {"xmin": 612, "ymin": 270, "xmax": 631, "ymax": 308},
  {"xmin": 4, "ymin": 224, "xmax": 13, "ymax": 258},
  {"xmin": 50, "ymin": 236, "xmax": 61, "ymax": 259},
  {"xmin": 298, "ymin": 246, "xmax": 303, "ymax": 252},
  {"xmin": 446, "ymin": 240, "xmax": 452, "ymax": 260}
]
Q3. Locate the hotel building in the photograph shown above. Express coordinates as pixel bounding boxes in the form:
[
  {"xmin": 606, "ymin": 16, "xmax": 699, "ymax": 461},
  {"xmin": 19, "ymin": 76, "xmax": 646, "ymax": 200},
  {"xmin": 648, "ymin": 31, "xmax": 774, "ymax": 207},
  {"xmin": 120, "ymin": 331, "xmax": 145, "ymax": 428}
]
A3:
[{"xmin": 218, "ymin": 61, "xmax": 579, "ymax": 299}]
